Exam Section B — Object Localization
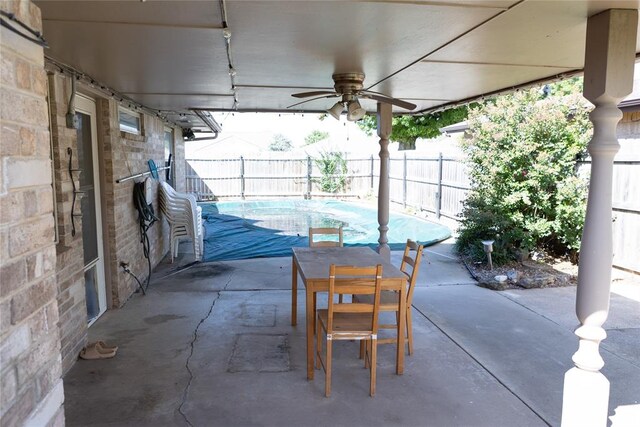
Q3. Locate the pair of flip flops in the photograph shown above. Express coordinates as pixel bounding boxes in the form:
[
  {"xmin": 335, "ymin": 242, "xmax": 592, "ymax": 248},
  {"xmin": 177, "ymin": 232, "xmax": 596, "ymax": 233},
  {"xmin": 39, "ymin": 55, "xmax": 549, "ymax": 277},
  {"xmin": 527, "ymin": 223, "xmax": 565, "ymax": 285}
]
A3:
[{"xmin": 79, "ymin": 340, "xmax": 119, "ymax": 360}]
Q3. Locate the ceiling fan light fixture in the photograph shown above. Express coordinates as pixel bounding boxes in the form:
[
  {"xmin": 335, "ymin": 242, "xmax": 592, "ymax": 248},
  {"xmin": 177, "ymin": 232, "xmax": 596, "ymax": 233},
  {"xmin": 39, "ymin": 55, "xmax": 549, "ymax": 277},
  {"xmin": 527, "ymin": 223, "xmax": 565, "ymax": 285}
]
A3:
[
  {"xmin": 346, "ymin": 99, "xmax": 366, "ymax": 121},
  {"xmin": 327, "ymin": 102, "xmax": 344, "ymax": 120}
]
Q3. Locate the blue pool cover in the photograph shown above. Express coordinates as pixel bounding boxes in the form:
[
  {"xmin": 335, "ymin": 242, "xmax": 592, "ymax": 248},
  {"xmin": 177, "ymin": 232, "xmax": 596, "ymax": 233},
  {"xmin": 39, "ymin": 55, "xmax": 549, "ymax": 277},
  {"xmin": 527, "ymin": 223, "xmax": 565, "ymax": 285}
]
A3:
[{"xmin": 201, "ymin": 199, "xmax": 451, "ymax": 261}]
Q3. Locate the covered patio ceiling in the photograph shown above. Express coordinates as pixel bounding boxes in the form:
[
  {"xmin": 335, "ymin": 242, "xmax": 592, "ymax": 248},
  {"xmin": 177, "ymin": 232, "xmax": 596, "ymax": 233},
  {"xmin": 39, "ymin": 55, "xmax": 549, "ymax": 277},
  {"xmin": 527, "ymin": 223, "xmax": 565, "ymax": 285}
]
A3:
[{"xmin": 37, "ymin": 0, "xmax": 640, "ymax": 129}]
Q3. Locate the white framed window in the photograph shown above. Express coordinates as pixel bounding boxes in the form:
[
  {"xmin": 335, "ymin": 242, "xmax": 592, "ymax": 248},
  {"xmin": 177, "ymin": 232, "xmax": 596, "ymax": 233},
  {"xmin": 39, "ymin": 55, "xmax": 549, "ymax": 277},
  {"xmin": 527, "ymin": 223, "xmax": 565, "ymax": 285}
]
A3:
[{"xmin": 118, "ymin": 106, "xmax": 142, "ymax": 134}]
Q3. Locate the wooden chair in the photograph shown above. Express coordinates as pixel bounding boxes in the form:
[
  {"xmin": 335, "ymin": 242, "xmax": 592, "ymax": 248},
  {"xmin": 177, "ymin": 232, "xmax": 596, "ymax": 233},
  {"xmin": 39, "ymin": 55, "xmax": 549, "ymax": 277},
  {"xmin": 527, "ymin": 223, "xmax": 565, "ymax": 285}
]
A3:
[
  {"xmin": 315, "ymin": 264, "xmax": 383, "ymax": 397},
  {"xmin": 355, "ymin": 239, "xmax": 424, "ymax": 355},
  {"xmin": 309, "ymin": 226, "xmax": 345, "ymax": 303},
  {"xmin": 309, "ymin": 226, "xmax": 343, "ymax": 248}
]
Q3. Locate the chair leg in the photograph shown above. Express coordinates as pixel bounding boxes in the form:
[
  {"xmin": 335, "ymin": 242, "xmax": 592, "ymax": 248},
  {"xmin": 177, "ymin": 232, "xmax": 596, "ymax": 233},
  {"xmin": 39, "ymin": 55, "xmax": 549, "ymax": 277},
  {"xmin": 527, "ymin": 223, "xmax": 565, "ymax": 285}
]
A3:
[
  {"xmin": 325, "ymin": 338, "xmax": 332, "ymax": 397},
  {"xmin": 363, "ymin": 340, "xmax": 369, "ymax": 369},
  {"xmin": 170, "ymin": 232, "xmax": 175, "ymax": 263},
  {"xmin": 407, "ymin": 308, "xmax": 413, "ymax": 355},
  {"xmin": 192, "ymin": 238, "xmax": 197, "ymax": 261},
  {"xmin": 359, "ymin": 340, "xmax": 365, "ymax": 360},
  {"xmin": 313, "ymin": 293, "xmax": 317, "ymax": 333},
  {"xmin": 316, "ymin": 319, "xmax": 322, "ymax": 370},
  {"xmin": 370, "ymin": 337, "xmax": 377, "ymax": 397},
  {"xmin": 173, "ymin": 236, "xmax": 180, "ymax": 259}
]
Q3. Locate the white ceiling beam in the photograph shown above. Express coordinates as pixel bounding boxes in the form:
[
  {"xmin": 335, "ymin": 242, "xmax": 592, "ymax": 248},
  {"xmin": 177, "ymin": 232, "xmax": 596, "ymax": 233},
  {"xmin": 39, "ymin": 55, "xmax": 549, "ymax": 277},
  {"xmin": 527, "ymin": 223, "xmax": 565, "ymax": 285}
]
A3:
[
  {"xmin": 366, "ymin": 0, "xmax": 525, "ymax": 90},
  {"xmin": 420, "ymin": 59, "xmax": 579, "ymax": 69},
  {"xmin": 122, "ymin": 92, "xmax": 234, "ymax": 97},
  {"xmin": 42, "ymin": 18, "xmax": 222, "ymax": 31},
  {"xmin": 415, "ymin": 67, "xmax": 584, "ymax": 114},
  {"xmin": 233, "ymin": 84, "xmax": 332, "ymax": 91},
  {"xmin": 402, "ymin": 97, "xmax": 455, "ymax": 101},
  {"xmin": 355, "ymin": 0, "xmax": 510, "ymax": 10}
]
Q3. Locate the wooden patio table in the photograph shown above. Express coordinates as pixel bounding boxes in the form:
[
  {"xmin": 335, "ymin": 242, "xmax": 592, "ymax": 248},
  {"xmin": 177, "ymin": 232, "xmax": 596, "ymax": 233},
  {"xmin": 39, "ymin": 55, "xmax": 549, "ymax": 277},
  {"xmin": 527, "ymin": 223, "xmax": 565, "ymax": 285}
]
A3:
[{"xmin": 291, "ymin": 246, "xmax": 407, "ymax": 380}]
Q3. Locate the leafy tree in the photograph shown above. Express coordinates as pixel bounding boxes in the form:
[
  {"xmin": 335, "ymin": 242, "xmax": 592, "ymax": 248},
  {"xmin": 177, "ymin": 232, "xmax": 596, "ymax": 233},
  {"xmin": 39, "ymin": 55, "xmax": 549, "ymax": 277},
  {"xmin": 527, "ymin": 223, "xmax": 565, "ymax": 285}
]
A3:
[
  {"xmin": 269, "ymin": 133, "xmax": 293, "ymax": 151},
  {"xmin": 314, "ymin": 151, "xmax": 348, "ymax": 193},
  {"xmin": 357, "ymin": 105, "xmax": 471, "ymax": 150},
  {"xmin": 455, "ymin": 85, "xmax": 591, "ymax": 265},
  {"xmin": 304, "ymin": 130, "xmax": 329, "ymax": 146},
  {"xmin": 545, "ymin": 76, "xmax": 583, "ymax": 97}
]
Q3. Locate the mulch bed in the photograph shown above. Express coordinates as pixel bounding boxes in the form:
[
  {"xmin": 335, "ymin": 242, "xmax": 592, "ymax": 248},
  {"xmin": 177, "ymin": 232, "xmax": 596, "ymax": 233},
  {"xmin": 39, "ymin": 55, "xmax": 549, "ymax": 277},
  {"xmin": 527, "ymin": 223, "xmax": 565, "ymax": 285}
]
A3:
[{"xmin": 461, "ymin": 255, "xmax": 578, "ymax": 291}]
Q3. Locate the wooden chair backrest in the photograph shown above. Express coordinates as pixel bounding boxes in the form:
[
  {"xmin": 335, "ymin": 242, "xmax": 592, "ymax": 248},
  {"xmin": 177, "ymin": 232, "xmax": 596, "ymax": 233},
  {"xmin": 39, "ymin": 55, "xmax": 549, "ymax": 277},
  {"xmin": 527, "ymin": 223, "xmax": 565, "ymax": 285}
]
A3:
[
  {"xmin": 400, "ymin": 239, "xmax": 424, "ymax": 305},
  {"xmin": 309, "ymin": 226, "xmax": 343, "ymax": 247},
  {"xmin": 326, "ymin": 264, "xmax": 383, "ymax": 335}
]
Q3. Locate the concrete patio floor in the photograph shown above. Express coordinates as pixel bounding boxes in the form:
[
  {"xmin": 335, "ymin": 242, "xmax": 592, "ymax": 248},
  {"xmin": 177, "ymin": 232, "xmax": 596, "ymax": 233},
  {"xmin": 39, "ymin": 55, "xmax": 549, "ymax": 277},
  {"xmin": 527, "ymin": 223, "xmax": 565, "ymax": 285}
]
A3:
[{"xmin": 63, "ymin": 241, "xmax": 640, "ymax": 426}]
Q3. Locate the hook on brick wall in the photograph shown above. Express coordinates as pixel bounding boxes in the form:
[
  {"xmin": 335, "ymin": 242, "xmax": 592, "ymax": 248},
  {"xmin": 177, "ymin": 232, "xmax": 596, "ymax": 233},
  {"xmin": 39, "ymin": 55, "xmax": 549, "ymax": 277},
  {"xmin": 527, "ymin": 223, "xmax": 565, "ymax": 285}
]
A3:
[{"xmin": 67, "ymin": 147, "xmax": 83, "ymax": 237}]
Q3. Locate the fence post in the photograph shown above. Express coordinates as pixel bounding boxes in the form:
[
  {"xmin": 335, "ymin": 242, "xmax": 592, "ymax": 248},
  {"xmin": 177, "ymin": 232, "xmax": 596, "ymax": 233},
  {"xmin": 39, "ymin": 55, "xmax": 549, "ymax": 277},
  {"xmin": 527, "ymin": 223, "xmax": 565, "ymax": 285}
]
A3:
[
  {"xmin": 306, "ymin": 156, "xmax": 312, "ymax": 199},
  {"xmin": 240, "ymin": 156, "xmax": 245, "ymax": 200},
  {"xmin": 436, "ymin": 152, "xmax": 443, "ymax": 219},
  {"xmin": 403, "ymin": 152, "xmax": 408, "ymax": 207},
  {"xmin": 370, "ymin": 155, "xmax": 374, "ymax": 189}
]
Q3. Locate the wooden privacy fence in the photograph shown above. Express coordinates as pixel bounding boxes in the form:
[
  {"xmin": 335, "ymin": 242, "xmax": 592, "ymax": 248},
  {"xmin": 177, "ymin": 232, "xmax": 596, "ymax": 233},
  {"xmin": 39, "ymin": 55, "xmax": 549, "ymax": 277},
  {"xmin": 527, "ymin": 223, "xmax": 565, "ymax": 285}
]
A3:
[
  {"xmin": 577, "ymin": 160, "xmax": 640, "ymax": 276},
  {"xmin": 185, "ymin": 154, "xmax": 471, "ymax": 220},
  {"xmin": 185, "ymin": 155, "xmax": 638, "ymax": 275}
]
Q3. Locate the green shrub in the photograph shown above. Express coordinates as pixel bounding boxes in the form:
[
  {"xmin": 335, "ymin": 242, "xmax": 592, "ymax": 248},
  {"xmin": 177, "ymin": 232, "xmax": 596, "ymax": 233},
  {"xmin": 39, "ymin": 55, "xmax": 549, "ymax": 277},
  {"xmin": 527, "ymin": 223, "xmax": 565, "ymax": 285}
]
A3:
[
  {"xmin": 456, "ymin": 87, "xmax": 591, "ymax": 264},
  {"xmin": 357, "ymin": 105, "xmax": 472, "ymax": 150},
  {"xmin": 304, "ymin": 130, "xmax": 329, "ymax": 146},
  {"xmin": 314, "ymin": 151, "xmax": 348, "ymax": 193},
  {"xmin": 269, "ymin": 133, "xmax": 293, "ymax": 151}
]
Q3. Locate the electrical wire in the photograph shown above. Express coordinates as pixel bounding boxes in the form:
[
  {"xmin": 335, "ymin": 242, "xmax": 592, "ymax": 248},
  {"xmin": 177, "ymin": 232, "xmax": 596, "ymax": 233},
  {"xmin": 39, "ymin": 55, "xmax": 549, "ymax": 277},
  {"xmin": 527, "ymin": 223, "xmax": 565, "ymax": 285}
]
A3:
[
  {"xmin": 218, "ymin": 0, "xmax": 238, "ymax": 110},
  {"xmin": 122, "ymin": 265, "xmax": 146, "ymax": 295},
  {"xmin": 0, "ymin": 10, "xmax": 48, "ymax": 47},
  {"xmin": 45, "ymin": 56, "xmax": 180, "ymax": 128},
  {"xmin": 132, "ymin": 180, "xmax": 158, "ymax": 293}
]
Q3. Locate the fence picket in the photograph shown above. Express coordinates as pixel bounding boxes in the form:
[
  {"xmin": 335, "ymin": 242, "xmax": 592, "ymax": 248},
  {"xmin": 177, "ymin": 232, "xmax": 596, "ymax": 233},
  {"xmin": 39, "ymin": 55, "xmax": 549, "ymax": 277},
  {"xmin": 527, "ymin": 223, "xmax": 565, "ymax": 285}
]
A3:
[{"xmin": 185, "ymin": 155, "xmax": 638, "ymax": 274}]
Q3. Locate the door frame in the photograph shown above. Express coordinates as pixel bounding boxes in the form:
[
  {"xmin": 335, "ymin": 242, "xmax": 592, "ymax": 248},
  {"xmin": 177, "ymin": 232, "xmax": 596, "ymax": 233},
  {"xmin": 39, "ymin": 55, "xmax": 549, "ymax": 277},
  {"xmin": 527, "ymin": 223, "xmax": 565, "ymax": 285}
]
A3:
[{"xmin": 75, "ymin": 94, "xmax": 107, "ymax": 324}]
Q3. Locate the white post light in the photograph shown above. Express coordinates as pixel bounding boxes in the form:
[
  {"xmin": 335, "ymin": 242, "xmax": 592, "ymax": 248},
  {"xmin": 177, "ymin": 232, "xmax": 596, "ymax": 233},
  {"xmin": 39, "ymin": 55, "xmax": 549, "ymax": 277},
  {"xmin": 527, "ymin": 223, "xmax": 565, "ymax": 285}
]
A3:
[{"xmin": 482, "ymin": 240, "xmax": 494, "ymax": 270}]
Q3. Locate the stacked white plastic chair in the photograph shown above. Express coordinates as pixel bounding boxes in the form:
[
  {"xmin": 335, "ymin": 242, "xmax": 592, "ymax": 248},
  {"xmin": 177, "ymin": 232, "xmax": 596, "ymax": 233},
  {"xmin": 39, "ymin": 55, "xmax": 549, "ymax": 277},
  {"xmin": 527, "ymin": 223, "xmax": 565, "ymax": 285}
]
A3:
[{"xmin": 158, "ymin": 181, "xmax": 204, "ymax": 262}]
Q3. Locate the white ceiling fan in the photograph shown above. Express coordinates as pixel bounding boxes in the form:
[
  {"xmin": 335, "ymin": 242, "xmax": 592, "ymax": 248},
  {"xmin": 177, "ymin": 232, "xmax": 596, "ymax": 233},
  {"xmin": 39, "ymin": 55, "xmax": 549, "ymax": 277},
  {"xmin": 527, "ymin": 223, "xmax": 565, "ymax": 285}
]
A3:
[{"xmin": 289, "ymin": 72, "xmax": 417, "ymax": 121}]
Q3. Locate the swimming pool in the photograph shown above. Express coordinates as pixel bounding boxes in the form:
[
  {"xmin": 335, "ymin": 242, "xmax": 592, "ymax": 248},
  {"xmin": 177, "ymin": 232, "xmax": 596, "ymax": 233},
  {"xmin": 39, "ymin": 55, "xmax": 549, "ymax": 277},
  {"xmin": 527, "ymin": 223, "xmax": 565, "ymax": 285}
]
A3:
[{"xmin": 200, "ymin": 199, "xmax": 451, "ymax": 261}]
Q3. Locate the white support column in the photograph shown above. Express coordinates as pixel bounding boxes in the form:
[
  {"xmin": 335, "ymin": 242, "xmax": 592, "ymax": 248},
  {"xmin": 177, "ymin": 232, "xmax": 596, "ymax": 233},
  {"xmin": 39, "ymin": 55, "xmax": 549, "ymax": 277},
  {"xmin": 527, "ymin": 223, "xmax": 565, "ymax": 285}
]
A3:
[
  {"xmin": 561, "ymin": 9, "xmax": 637, "ymax": 427},
  {"xmin": 376, "ymin": 102, "xmax": 392, "ymax": 261}
]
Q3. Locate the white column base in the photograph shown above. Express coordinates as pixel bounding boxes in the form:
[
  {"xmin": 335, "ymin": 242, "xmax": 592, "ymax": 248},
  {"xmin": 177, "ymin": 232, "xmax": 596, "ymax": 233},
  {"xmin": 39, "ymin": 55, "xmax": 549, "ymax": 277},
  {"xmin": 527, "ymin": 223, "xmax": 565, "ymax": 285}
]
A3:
[
  {"xmin": 610, "ymin": 404, "xmax": 640, "ymax": 427},
  {"xmin": 561, "ymin": 367, "xmax": 610, "ymax": 427},
  {"xmin": 376, "ymin": 244, "xmax": 391, "ymax": 261}
]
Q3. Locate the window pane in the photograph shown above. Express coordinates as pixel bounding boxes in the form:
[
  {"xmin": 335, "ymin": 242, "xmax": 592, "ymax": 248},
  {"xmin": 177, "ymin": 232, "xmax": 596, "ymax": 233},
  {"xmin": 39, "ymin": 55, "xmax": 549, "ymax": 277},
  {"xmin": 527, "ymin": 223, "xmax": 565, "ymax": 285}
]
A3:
[
  {"xmin": 76, "ymin": 112, "xmax": 99, "ymax": 265},
  {"xmin": 85, "ymin": 266, "xmax": 100, "ymax": 321},
  {"xmin": 119, "ymin": 109, "xmax": 140, "ymax": 133}
]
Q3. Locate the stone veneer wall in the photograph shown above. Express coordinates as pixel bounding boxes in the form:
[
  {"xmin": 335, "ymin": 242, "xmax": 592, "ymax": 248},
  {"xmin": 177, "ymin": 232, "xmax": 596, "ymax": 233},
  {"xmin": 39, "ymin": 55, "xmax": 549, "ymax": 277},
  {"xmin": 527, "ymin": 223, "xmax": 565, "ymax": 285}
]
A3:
[
  {"xmin": 47, "ymin": 73, "xmax": 89, "ymax": 375},
  {"xmin": 0, "ymin": 1, "xmax": 65, "ymax": 426},
  {"xmin": 98, "ymin": 99, "xmax": 175, "ymax": 306},
  {"xmin": 47, "ymin": 70, "xmax": 183, "ymax": 373}
]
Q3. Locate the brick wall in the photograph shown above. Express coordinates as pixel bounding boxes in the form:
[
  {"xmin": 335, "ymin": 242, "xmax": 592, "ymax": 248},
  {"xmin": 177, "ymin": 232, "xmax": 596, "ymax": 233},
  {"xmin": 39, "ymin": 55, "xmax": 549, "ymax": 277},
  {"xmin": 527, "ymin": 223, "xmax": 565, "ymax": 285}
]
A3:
[
  {"xmin": 98, "ymin": 99, "xmax": 175, "ymax": 306},
  {"xmin": 0, "ymin": 1, "xmax": 65, "ymax": 426},
  {"xmin": 46, "ymin": 68, "xmax": 183, "ymax": 372},
  {"xmin": 47, "ymin": 73, "xmax": 91, "ymax": 374}
]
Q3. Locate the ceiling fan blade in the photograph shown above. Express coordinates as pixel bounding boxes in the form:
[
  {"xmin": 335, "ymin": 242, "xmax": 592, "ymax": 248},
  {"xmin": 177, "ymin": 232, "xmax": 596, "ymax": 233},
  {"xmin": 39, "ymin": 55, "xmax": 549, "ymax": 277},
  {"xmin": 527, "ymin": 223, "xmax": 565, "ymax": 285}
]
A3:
[
  {"xmin": 286, "ymin": 94, "xmax": 339, "ymax": 109},
  {"xmin": 361, "ymin": 93, "xmax": 417, "ymax": 110},
  {"xmin": 291, "ymin": 91, "xmax": 337, "ymax": 98}
]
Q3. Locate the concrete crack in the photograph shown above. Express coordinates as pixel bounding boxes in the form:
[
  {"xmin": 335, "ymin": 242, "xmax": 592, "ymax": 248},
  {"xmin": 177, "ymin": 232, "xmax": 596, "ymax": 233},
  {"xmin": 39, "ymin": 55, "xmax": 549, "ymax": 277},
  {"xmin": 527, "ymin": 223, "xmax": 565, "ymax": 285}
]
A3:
[{"xmin": 178, "ymin": 271, "xmax": 234, "ymax": 427}]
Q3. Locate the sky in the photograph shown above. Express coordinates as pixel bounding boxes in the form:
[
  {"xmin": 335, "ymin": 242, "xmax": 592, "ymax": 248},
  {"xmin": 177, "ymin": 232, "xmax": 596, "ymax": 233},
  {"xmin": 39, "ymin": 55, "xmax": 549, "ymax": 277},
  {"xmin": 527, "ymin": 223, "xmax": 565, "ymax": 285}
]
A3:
[
  {"xmin": 186, "ymin": 112, "xmax": 379, "ymax": 158},
  {"xmin": 185, "ymin": 112, "xmax": 464, "ymax": 159}
]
